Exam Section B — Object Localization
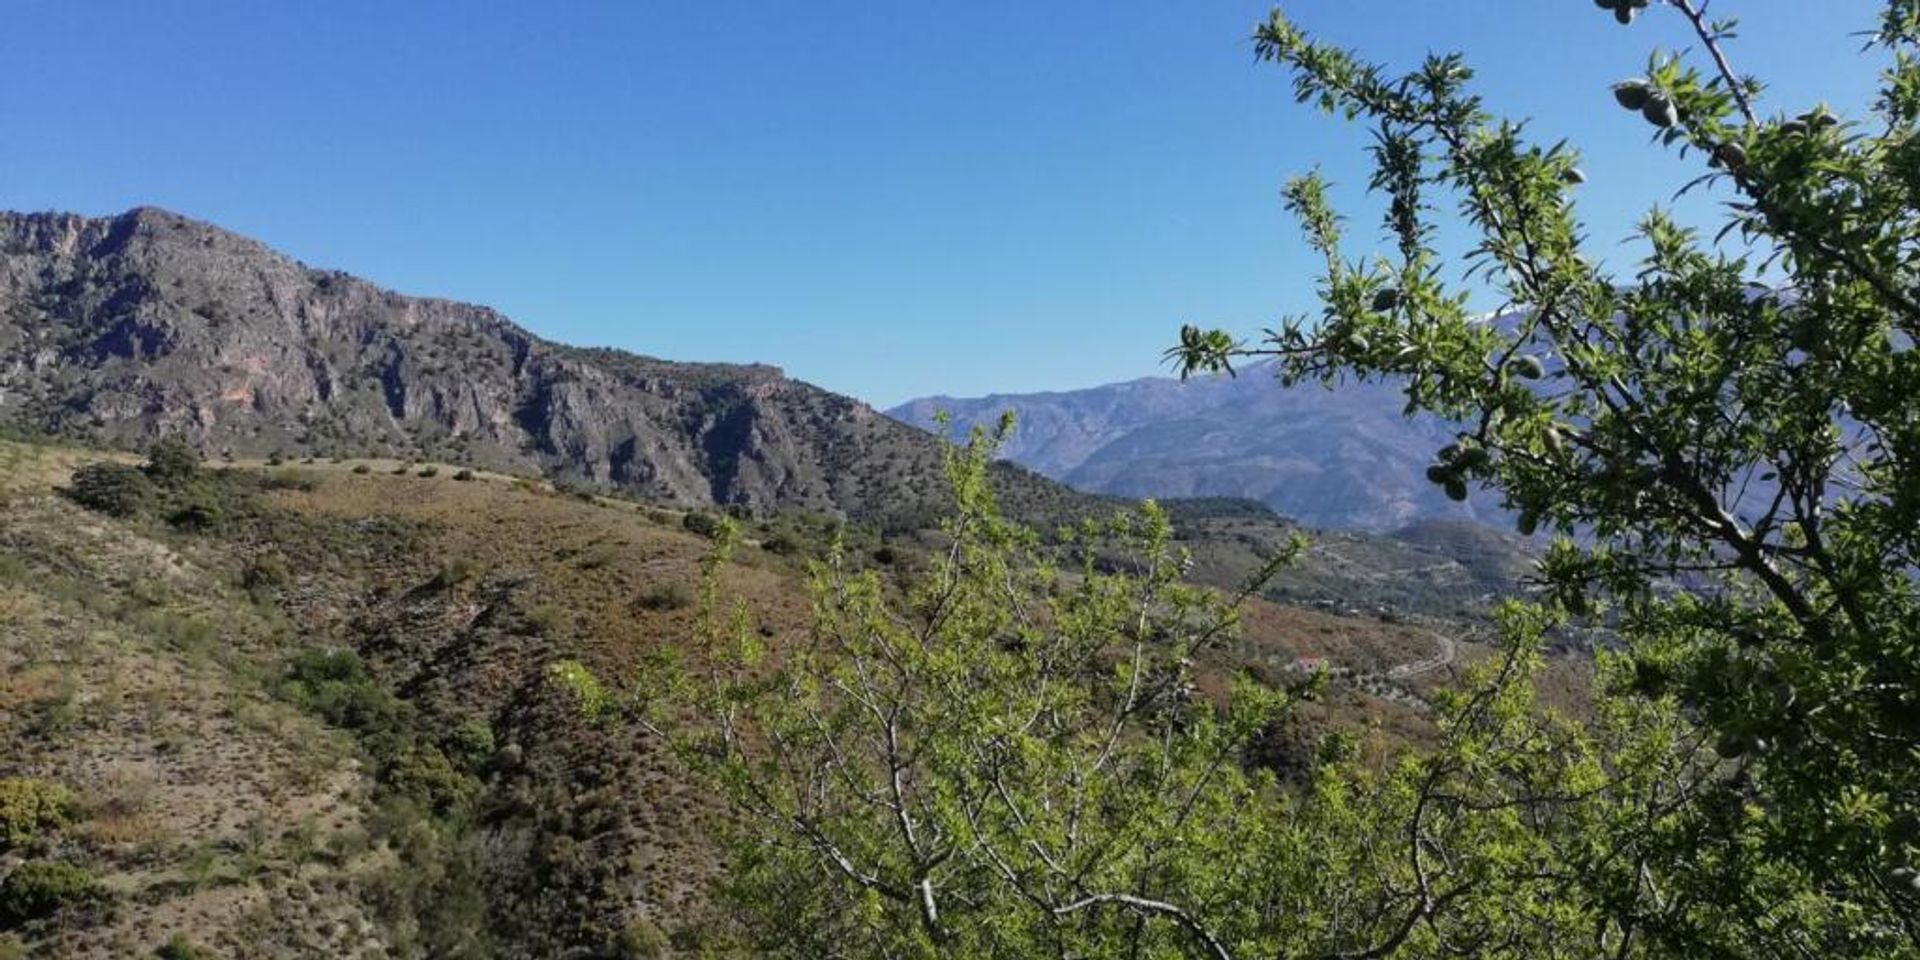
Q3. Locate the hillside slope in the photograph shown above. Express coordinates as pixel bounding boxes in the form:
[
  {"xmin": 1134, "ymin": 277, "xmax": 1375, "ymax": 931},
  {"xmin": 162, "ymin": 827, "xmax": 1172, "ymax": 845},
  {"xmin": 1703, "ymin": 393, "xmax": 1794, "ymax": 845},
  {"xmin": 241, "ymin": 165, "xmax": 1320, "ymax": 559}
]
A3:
[
  {"xmin": 0, "ymin": 439, "xmax": 1507, "ymax": 957},
  {"xmin": 0, "ymin": 207, "xmax": 1084, "ymax": 527}
]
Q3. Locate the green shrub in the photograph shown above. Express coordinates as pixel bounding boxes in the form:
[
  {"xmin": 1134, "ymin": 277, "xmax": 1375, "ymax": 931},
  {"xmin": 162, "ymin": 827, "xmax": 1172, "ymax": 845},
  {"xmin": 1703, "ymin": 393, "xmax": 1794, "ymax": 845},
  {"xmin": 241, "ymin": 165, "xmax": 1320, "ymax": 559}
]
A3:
[
  {"xmin": 616, "ymin": 918, "xmax": 671, "ymax": 959},
  {"xmin": 0, "ymin": 933, "xmax": 26, "ymax": 960},
  {"xmin": 242, "ymin": 554, "xmax": 291, "ymax": 589},
  {"xmin": 143, "ymin": 436, "xmax": 201, "ymax": 484},
  {"xmin": 65, "ymin": 462, "xmax": 154, "ymax": 517},
  {"xmin": 0, "ymin": 778, "xmax": 76, "ymax": 849},
  {"xmin": 260, "ymin": 469, "xmax": 321, "ymax": 492},
  {"xmin": 0, "ymin": 860, "xmax": 104, "ymax": 925},
  {"xmin": 429, "ymin": 557, "xmax": 477, "ymax": 590},
  {"xmin": 443, "ymin": 718, "xmax": 496, "ymax": 768},
  {"xmin": 636, "ymin": 581, "xmax": 691, "ymax": 612},
  {"xmin": 524, "ymin": 603, "xmax": 564, "ymax": 637},
  {"xmin": 547, "ymin": 660, "xmax": 611, "ymax": 720},
  {"xmin": 154, "ymin": 933, "xmax": 209, "ymax": 960},
  {"xmin": 383, "ymin": 743, "xmax": 473, "ymax": 815},
  {"xmin": 681, "ymin": 511, "xmax": 722, "ymax": 539},
  {"xmin": 278, "ymin": 649, "xmax": 413, "ymax": 740},
  {"xmin": 165, "ymin": 484, "xmax": 225, "ymax": 531}
]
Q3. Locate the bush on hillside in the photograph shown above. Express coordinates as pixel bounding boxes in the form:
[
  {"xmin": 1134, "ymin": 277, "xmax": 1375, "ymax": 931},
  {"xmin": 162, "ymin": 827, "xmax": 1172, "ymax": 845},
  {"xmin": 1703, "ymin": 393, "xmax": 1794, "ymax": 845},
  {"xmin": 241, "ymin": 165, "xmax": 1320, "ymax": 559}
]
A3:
[
  {"xmin": 154, "ymin": 933, "xmax": 210, "ymax": 960},
  {"xmin": 142, "ymin": 436, "xmax": 200, "ymax": 484},
  {"xmin": 0, "ymin": 778, "xmax": 77, "ymax": 849},
  {"xmin": 260, "ymin": 469, "xmax": 322, "ymax": 492},
  {"xmin": 65, "ymin": 462, "xmax": 154, "ymax": 518},
  {"xmin": 616, "ymin": 919, "xmax": 671, "ymax": 959},
  {"xmin": 278, "ymin": 648, "xmax": 414, "ymax": 741},
  {"xmin": 164, "ymin": 484, "xmax": 225, "ymax": 531},
  {"xmin": 0, "ymin": 860, "xmax": 104, "ymax": 925},
  {"xmin": 242, "ymin": 554, "xmax": 291, "ymax": 589},
  {"xmin": 636, "ymin": 581, "xmax": 692, "ymax": 612},
  {"xmin": 680, "ymin": 511, "xmax": 722, "ymax": 539}
]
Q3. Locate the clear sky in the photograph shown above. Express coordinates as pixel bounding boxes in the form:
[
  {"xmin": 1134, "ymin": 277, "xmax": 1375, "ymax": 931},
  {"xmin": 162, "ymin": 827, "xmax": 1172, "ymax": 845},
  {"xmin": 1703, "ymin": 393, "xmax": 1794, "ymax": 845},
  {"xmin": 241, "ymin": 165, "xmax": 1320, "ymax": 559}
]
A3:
[{"xmin": 0, "ymin": 1, "xmax": 1887, "ymax": 407}]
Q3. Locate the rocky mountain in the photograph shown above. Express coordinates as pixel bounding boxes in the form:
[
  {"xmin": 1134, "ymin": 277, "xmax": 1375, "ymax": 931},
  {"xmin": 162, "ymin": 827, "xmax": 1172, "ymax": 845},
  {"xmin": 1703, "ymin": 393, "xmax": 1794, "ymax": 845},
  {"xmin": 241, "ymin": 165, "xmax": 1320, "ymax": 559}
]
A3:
[
  {"xmin": 0, "ymin": 207, "xmax": 1088, "ymax": 526},
  {"xmin": 891, "ymin": 366, "xmax": 1504, "ymax": 532}
]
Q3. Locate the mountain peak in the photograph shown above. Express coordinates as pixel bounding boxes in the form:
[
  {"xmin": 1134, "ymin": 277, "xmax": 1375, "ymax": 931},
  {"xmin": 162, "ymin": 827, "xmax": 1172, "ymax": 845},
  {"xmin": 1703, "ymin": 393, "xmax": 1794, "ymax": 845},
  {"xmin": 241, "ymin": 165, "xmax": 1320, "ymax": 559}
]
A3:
[{"xmin": 0, "ymin": 208, "xmax": 1089, "ymax": 525}]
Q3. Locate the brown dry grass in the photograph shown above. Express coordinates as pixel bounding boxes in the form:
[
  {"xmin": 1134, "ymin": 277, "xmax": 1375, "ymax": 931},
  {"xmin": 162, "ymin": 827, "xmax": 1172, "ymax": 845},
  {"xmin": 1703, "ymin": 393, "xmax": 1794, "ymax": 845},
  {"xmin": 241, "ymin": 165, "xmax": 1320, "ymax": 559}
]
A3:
[{"xmin": 0, "ymin": 451, "xmax": 382, "ymax": 958}]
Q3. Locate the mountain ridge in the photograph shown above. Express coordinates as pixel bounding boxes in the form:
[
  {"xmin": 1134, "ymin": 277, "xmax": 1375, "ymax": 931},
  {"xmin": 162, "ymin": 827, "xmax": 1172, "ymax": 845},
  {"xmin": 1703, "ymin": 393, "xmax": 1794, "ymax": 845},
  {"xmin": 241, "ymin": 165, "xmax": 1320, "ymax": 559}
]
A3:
[
  {"xmin": 0, "ymin": 206, "xmax": 1091, "ymax": 526},
  {"xmin": 890, "ymin": 362, "xmax": 1506, "ymax": 532}
]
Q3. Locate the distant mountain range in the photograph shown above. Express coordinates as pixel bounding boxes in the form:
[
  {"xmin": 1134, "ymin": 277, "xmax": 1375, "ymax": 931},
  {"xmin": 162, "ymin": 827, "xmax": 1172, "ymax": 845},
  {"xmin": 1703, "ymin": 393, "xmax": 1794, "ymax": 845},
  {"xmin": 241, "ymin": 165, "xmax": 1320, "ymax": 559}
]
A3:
[
  {"xmin": 891, "ymin": 366, "xmax": 1504, "ymax": 532},
  {"xmin": 0, "ymin": 207, "xmax": 1092, "ymax": 527}
]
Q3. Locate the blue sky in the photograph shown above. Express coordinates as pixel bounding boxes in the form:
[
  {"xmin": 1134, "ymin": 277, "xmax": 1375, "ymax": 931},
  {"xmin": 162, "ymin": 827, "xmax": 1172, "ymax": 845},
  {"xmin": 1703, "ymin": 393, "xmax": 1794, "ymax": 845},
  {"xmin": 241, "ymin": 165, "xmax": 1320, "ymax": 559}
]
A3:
[{"xmin": 0, "ymin": 1, "xmax": 1886, "ymax": 407}]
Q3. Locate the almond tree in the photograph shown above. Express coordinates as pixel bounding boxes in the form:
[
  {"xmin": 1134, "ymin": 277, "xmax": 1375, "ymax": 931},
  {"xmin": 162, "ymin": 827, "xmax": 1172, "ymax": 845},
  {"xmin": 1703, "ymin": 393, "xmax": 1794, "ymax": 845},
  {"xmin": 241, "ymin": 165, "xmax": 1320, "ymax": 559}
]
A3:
[
  {"xmin": 1173, "ymin": 0, "xmax": 1920, "ymax": 952},
  {"xmin": 641, "ymin": 3, "xmax": 1920, "ymax": 956},
  {"xmin": 645, "ymin": 429, "xmax": 1740, "ymax": 958}
]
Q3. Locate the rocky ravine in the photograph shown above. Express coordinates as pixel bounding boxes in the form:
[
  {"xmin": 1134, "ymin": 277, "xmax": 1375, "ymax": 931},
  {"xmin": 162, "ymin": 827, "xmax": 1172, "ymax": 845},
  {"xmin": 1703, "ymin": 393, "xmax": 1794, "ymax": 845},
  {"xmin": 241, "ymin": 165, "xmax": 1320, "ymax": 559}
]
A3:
[{"xmin": 0, "ymin": 207, "xmax": 1079, "ymax": 524}]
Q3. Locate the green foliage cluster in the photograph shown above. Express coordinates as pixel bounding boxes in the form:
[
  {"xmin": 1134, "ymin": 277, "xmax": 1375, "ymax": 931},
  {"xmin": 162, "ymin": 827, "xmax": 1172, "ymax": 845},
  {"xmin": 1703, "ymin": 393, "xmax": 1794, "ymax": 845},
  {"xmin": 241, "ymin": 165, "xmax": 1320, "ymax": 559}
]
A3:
[
  {"xmin": 747, "ymin": 510, "xmax": 882, "ymax": 563},
  {"xmin": 65, "ymin": 462, "xmax": 154, "ymax": 517},
  {"xmin": 153, "ymin": 933, "xmax": 210, "ymax": 960},
  {"xmin": 0, "ymin": 860, "xmax": 103, "ymax": 926},
  {"xmin": 274, "ymin": 646, "xmax": 496, "ymax": 954},
  {"xmin": 1169, "ymin": 0, "xmax": 1920, "ymax": 954},
  {"xmin": 277, "ymin": 648, "xmax": 475, "ymax": 815},
  {"xmin": 547, "ymin": 659, "xmax": 612, "ymax": 720},
  {"xmin": 680, "ymin": 510, "xmax": 724, "ymax": 539},
  {"xmin": 259, "ymin": 468, "xmax": 322, "ymax": 492},
  {"xmin": 63, "ymin": 436, "xmax": 273, "ymax": 532},
  {"xmin": 614, "ymin": 918, "xmax": 671, "ymax": 959},
  {"xmin": 657, "ymin": 424, "xmax": 1907, "ymax": 958},
  {"xmin": 241, "ymin": 553, "xmax": 291, "ymax": 590},
  {"xmin": 0, "ymin": 778, "xmax": 76, "ymax": 850},
  {"xmin": 644, "ymin": 5, "xmax": 1920, "ymax": 952},
  {"xmin": 635, "ymin": 581, "xmax": 692, "ymax": 612}
]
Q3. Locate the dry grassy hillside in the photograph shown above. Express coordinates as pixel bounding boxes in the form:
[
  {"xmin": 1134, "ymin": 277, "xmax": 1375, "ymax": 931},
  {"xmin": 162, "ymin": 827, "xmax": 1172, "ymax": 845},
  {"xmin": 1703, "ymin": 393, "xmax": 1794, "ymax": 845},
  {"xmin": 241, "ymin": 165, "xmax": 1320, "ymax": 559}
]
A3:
[{"xmin": 0, "ymin": 438, "xmax": 1547, "ymax": 957}]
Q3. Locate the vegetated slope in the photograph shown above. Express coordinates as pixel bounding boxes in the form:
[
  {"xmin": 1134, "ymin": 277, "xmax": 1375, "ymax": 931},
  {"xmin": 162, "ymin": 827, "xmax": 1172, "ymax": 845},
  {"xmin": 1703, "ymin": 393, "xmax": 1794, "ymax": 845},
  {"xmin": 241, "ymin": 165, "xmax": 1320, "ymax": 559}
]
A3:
[
  {"xmin": 0, "ymin": 207, "xmax": 1083, "ymax": 528},
  {"xmin": 0, "ymin": 445, "xmax": 384, "ymax": 957},
  {"xmin": 890, "ymin": 362, "xmax": 1507, "ymax": 532},
  {"xmin": 0, "ymin": 206, "xmax": 1534, "ymax": 615},
  {"xmin": 1172, "ymin": 510, "xmax": 1537, "ymax": 623},
  {"xmin": 0, "ymin": 438, "xmax": 1511, "ymax": 957}
]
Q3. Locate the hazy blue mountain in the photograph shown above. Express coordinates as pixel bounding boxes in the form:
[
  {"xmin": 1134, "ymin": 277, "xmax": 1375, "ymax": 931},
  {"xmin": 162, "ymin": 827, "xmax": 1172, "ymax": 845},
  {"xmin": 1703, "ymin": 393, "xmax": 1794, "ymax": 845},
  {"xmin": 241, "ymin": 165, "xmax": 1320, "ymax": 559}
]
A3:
[{"xmin": 890, "ymin": 365, "xmax": 1504, "ymax": 532}]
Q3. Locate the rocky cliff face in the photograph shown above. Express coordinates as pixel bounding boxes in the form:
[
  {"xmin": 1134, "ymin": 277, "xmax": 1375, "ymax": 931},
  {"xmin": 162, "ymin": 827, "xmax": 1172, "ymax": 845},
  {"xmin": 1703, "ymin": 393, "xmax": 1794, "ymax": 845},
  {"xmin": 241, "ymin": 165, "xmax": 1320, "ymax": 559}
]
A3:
[{"xmin": 0, "ymin": 206, "xmax": 1068, "ymax": 522}]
